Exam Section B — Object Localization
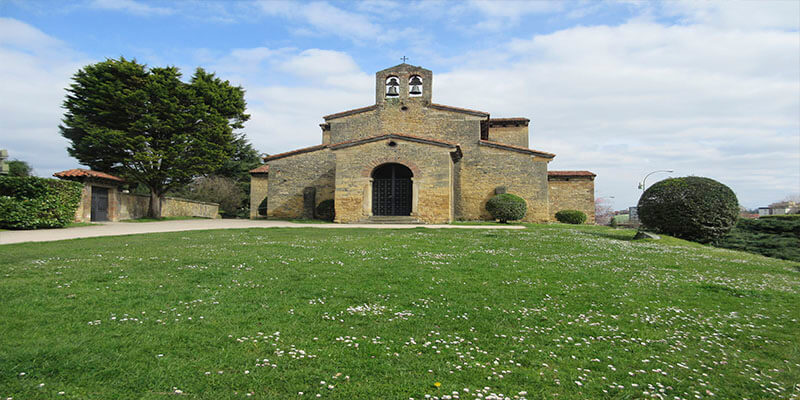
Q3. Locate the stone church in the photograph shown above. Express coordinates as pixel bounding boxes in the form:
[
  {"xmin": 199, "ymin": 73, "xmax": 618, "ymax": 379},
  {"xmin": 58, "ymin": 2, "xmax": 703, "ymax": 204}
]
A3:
[{"xmin": 249, "ymin": 63, "xmax": 595, "ymax": 224}]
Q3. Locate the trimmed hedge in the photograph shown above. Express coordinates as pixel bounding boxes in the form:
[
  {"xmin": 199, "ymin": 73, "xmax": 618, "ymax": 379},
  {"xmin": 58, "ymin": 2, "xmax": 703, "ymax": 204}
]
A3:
[
  {"xmin": 0, "ymin": 176, "xmax": 83, "ymax": 229},
  {"xmin": 316, "ymin": 199, "xmax": 335, "ymax": 221},
  {"xmin": 555, "ymin": 210, "xmax": 587, "ymax": 224},
  {"xmin": 485, "ymin": 193, "xmax": 527, "ymax": 223},
  {"xmin": 637, "ymin": 176, "xmax": 739, "ymax": 243},
  {"xmin": 715, "ymin": 216, "xmax": 800, "ymax": 262}
]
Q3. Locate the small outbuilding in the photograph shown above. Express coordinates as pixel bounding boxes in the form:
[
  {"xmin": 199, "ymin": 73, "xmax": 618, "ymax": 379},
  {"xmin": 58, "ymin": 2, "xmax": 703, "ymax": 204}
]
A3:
[
  {"xmin": 54, "ymin": 168, "xmax": 125, "ymax": 222},
  {"xmin": 54, "ymin": 168, "xmax": 220, "ymax": 222}
]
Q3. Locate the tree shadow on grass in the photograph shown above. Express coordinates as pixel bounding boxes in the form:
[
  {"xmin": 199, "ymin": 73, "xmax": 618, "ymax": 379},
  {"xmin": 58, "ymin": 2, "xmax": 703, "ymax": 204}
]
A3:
[{"xmin": 581, "ymin": 229, "xmax": 637, "ymax": 242}]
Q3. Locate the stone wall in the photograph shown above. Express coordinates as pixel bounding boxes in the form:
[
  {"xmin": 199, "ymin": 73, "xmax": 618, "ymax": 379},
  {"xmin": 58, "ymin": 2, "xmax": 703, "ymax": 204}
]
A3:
[
  {"xmin": 72, "ymin": 185, "xmax": 219, "ymax": 222},
  {"xmin": 74, "ymin": 181, "xmax": 121, "ymax": 222},
  {"xmin": 456, "ymin": 144, "xmax": 551, "ymax": 223},
  {"xmin": 487, "ymin": 125, "xmax": 528, "ymax": 148},
  {"xmin": 332, "ymin": 138, "xmax": 455, "ymax": 224},
  {"xmin": 161, "ymin": 197, "xmax": 219, "ymax": 218},
  {"xmin": 548, "ymin": 177, "xmax": 595, "ymax": 223},
  {"xmin": 118, "ymin": 193, "xmax": 150, "ymax": 220},
  {"xmin": 118, "ymin": 194, "xmax": 220, "ymax": 220},
  {"xmin": 266, "ymin": 149, "xmax": 335, "ymax": 219},
  {"xmin": 249, "ymin": 174, "xmax": 269, "ymax": 219},
  {"xmin": 328, "ymin": 103, "xmax": 484, "ymax": 145}
]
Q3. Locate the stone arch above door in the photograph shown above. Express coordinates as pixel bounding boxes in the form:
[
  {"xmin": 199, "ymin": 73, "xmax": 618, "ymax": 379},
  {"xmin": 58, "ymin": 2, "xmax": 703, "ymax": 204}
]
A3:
[{"xmin": 361, "ymin": 157, "xmax": 421, "ymax": 178}]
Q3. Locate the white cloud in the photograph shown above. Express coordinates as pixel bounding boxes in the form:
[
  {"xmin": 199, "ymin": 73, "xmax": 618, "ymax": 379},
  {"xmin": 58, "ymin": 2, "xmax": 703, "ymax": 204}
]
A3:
[
  {"xmin": 198, "ymin": 47, "xmax": 373, "ymax": 157},
  {"xmin": 663, "ymin": 0, "xmax": 800, "ymax": 30},
  {"xmin": 89, "ymin": 0, "xmax": 174, "ymax": 16},
  {"xmin": 0, "ymin": 18, "xmax": 91, "ymax": 177},
  {"xmin": 256, "ymin": 1, "xmax": 383, "ymax": 42},
  {"xmin": 433, "ymin": 21, "xmax": 799, "ymax": 208}
]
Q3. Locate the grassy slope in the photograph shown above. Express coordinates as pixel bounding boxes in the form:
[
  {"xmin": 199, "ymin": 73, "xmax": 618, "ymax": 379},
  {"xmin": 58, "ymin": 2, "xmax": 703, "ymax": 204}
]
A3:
[{"xmin": 0, "ymin": 225, "xmax": 798, "ymax": 399}]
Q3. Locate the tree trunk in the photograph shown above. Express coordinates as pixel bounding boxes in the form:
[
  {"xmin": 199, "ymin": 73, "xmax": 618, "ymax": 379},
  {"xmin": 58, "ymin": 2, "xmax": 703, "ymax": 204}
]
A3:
[{"xmin": 149, "ymin": 190, "xmax": 163, "ymax": 218}]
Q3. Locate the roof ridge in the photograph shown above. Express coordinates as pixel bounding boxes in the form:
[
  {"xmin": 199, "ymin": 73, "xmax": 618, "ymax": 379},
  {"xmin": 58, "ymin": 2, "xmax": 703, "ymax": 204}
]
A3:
[{"xmin": 479, "ymin": 140, "xmax": 555, "ymax": 158}]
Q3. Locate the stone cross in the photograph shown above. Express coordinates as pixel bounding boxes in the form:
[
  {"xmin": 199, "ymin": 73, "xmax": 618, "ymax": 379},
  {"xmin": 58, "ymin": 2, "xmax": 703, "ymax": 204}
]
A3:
[{"xmin": 401, "ymin": 56, "xmax": 408, "ymax": 63}]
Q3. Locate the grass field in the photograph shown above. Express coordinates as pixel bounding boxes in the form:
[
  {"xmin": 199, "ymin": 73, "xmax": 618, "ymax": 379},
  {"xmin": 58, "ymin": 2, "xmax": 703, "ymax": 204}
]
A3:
[{"xmin": 1, "ymin": 225, "xmax": 798, "ymax": 399}]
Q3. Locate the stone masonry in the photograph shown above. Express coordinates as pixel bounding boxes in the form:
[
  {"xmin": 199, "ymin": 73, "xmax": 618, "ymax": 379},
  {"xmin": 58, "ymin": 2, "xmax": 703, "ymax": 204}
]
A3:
[
  {"xmin": 548, "ymin": 171, "xmax": 596, "ymax": 223},
  {"xmin": 250, "ymin": 63, "xmax": 595, "ymax": 224}
]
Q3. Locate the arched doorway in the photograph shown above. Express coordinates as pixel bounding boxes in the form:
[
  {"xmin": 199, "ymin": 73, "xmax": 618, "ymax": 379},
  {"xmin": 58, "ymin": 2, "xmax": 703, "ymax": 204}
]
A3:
[{"xmin": 372, "ymin": 163, "xmax": 413, "ymax": 216}]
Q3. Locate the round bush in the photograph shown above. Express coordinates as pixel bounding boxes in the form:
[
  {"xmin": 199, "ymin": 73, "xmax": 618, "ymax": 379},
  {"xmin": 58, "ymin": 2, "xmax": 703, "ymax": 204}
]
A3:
[
  {"xmin": 316, "ymin": 199, "xmax": 335, "ymax": 221},
  {"xmin": 555, "ymin": 210, "xmax": 587, "ymax": 224},
  {"xmin": 637, "ymin": 176, "xmax": 739, "ymax": 243},
  {"xmin": 485, "ymin": 193, "xmax": 527, "ymax": 223}
]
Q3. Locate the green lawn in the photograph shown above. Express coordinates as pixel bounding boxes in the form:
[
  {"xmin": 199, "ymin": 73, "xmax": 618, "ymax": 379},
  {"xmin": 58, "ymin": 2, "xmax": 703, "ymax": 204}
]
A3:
[{"xmin": 1, "ymin": 225, "xmax": 798, "ymax": 399}]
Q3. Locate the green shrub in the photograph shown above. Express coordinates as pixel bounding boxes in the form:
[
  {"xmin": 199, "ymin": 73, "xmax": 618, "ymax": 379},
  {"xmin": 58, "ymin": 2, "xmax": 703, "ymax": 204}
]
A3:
[
  {"xmin": 715, "ymin": 217, "xmax": 800, "ymax": 262},
  {"xmin": 759, "ymin": 214, "xmax": 800, "ymax": 220},
  {"xmin": 316, "ymin": 199, "xmax": 335, "ymax": 221},
  {"xmin": 555, "ymin": 210, "xmax": 587, "ymax": 224},
  {"xmin": 485, "ymin": 193, "xmax": 526, "ymax": 223},
  {"xmin": 638, "ymin": 176, "xmax": 738, "ymax": 243},
  {"xmin": 0, "ymin": 176, "xmax": 83, "ymax": 229}
]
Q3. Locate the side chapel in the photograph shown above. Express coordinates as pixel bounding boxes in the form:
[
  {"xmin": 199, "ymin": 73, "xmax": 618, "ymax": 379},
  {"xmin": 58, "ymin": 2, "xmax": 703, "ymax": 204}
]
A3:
[{"xmin": 249, "ymin": 63, "xmax": 596, "ymax": 223}]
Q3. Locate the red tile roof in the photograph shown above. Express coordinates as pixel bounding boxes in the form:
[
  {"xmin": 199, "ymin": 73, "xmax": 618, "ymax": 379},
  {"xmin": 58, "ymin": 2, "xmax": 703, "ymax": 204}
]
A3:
[
  {"xmin": 479, "ymin": 140, "xmax": 556, "ymax": 158},
  {"xmin": 489, "ymin": 118, "xmax": 530, "ymax": 127},
  {"xmin": 263, "ymin": 134, "xmax": 461, "ymax": 163},
  {"xmin": 329, "ymin": 133, "xmax": 459, "ymax": 150},
  {"xmin": 429, "ymin": 103, "xmax": 489, "ymax": 117},
  {"xmin": 53, "ymin": 168, "xmax": 124, "ymax": 182},
  {"xmin": 548, "ymin": 170, "xmax": 596, "ymax": 177},
  {"xmin": 249, "ymin": 164, "xmax": 270, "ymax": 174},
  {"xmin": 323, "ymin": 105, "xmax": 378, "ymax": 120},
  {"xmin": 262, "ymin": 144, "xmax": 328, "ymax": 162}
]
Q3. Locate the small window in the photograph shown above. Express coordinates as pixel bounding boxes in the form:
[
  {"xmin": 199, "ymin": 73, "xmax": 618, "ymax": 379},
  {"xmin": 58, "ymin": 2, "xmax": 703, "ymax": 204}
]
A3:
[
  {"xmin": 385, "ymin": 76, "xmax": 399, "ymax": 97},
  {"xmin": 409, "ymin": 75, "xmax": 423, "ymax": 97}
]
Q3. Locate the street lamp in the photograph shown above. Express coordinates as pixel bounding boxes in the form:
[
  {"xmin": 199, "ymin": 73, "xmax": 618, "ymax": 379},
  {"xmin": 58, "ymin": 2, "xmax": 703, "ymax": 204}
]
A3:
[{"xmin": 638, "ymin": 170, "xmax": 674, "ymax": 191}]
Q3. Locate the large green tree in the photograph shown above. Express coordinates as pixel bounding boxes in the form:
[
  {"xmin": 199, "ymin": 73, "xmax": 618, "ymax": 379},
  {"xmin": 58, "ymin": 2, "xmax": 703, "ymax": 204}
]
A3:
[{"xmin": 60, "ymin": 58, "xmax": 249, "ymax": 217}]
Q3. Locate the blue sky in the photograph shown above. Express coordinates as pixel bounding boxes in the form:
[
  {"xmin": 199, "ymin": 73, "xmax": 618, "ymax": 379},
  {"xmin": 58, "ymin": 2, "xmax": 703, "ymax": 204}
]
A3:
[{"xmin": 1, "ymin": 0, "xmax": 798, "ymax": 210}]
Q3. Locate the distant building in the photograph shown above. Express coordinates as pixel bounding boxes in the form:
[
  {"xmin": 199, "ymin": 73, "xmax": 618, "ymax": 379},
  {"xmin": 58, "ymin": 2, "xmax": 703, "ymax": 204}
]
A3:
[
  {"xmin": 0, "ymin": 149, "xmax": 8, "ymax": 175},
  {"xmin": 759, "ymin": 201, "xmax": 799, "ymax": 216},
  {"xmin": 629, "ymin": 206, "xmax": 639, "ymax": 223}
]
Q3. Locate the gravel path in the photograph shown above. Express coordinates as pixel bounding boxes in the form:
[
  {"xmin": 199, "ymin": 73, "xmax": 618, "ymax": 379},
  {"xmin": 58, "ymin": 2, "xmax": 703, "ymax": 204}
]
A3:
[{"xmin": 0, "ymin": 219, "xmax": 523, "ymax": 245}]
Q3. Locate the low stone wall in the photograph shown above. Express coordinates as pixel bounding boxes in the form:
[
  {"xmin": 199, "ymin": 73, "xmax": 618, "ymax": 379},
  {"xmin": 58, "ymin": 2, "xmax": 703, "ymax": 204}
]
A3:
[
  {"xmin": 161, "ymin": 196, "xmax": 219, "ymax": 219},
  {"xmin": 118, "ymin": 193, "xmax": 150, "ymax": 220},
  {"xmin": 119, "ymin": 193, "xmax": 219, "ymax": 220}
]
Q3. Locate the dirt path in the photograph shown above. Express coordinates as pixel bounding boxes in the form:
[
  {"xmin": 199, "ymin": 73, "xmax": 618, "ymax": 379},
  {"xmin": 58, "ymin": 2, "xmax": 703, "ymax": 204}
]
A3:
[{"xmin": 0, "ymin": 219, "xmax": 523, "ymax": 245}]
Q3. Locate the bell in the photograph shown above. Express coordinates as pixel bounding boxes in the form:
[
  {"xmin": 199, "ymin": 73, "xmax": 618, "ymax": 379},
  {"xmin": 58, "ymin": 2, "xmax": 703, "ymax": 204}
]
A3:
[
  {"xmin": 387, "ymin": 85, "xmax": 399, "ymax": 96},
  {"xmin": 409, "ymin": 85, "xmax": 422, "ymax": 95},
  {"xmin": 409, "ymin": 76, "xmax": 422, "ymax": 85}
]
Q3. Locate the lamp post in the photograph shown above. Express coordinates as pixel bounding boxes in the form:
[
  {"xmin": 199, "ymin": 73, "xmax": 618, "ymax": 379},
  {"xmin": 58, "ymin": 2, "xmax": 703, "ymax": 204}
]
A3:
[{"xmin": 639, "ymin": 170, "xmax": 674, "ymax": 191}]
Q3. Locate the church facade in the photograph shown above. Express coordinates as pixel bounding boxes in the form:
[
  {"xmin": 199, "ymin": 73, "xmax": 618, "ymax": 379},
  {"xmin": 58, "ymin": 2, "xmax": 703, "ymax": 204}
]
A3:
[{"xmin": 249, "ymin": 63, "xmax": 595, "ymax": 224}]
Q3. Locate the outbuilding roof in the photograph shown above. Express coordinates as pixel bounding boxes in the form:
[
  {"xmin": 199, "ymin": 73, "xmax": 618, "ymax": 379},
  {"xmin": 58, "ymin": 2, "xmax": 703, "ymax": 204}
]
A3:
[
  {"xmin": 479, "ymin": 140, "xmax": 555, "ymax": 159},
  {"xmin": 248, "ymin": 164, "xmax": 270, "ymax": 174},
  {"xmin": 547, "ymin": 170, "xmax": 596, "ymax": 178},
  {"xmin": 53, "ymin": 168, "xmax": 124, "ymax": 182}
]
